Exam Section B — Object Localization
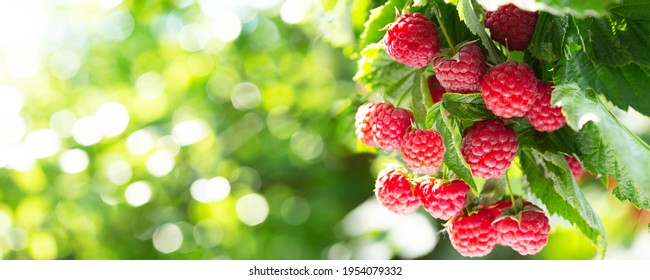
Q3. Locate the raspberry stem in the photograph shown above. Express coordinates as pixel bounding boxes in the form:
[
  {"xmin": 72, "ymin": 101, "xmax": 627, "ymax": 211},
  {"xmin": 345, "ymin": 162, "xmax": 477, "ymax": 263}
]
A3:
[
  {"xmin": 432, "ymin": 3, "xmax": 456, "ymax": 53},
  {"xmin": 505, "ymin": 170, "xmax": 518, "ymax": 213}
]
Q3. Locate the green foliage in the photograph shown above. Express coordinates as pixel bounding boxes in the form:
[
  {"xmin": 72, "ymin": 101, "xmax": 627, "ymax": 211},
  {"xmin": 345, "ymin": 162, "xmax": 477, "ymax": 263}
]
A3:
[
  {"xmin": 520, "ymin": 148, "xmax": 607, "ymax": 257},
  {"xmin": 441, "ymin": 93, "xmax": 494, "ymax": 120},
  {"xmin": 576, "ymin": 15, "xmax": 650, "ymax": 67},
  {"xmin": 354, "ymin": 43, "xmax": 418, "ymax": 97},
  {"xmin": 537, "ymin": 0, "xmax": 621, "ymax": 17},
  {"xmin": 456, "ymin": 0, "xmax": 504, "ymax": 64},
  {"xmin": 553, "ymin": 84, "xmax": 650, "ymax": 210},
  {"xmin": 529, "ymin": 13, "xmax": 568, "ymax": 61},
  {"xmin": 359, "ymin": 0, "xmax": 408, "ymax": 50},
  {"xmin": 427, "ymin": 103, "xmax": 478, "ymax": 193}
]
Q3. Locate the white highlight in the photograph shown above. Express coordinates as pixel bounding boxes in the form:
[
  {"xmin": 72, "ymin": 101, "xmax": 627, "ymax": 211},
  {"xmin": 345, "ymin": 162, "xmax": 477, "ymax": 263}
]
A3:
[
  {"xmin": 106, "ymin": 160, "xmax": 133, "ymax": 185},
  {"xmin": 126, "ymin": 129, "xmax": 155, "ymax": 155},
  {"xmin": 209, "ymin": 13, "xmax": 241, "ymax": 42},
  {"xmin": 95, "ymin": 102, "xmax": 129, "ymax": 137},
  {"xmin": 235, "ymin": 193, "xmax": 269, "ymax": 226},
  {"xmin": 152, "ymin": 223, "xmax": 183, "ymax": 254},
  {"xmin": 72, "ymin": 116, "xmax": 102, "ymax": 146},
  {"xmin": 125, "ymin": 181, "xmax": 152, "ymax": 207},
  {"xmin": 146, "ymin": 151, "xmax": 175, "ymax": 177},
  {"xmin": 280, "ymin": 0, "xmax": 313, "ymax": 24},
  {"xmin": 24, "ymin": 129, "xmax": 60, "ymax": 159},
  {"xmin": 190, "ymin": 177, "xmax": 231, "ymax": 203},
  {"xmin": 136, "ymin": 72, "xmax": 165, "ymax": 100},
  {"xmin": 59, "ymin": 149, "xmax": 89, "ymax": 174},
  {"xmin": 0, "ymin": 86, "xmax": 24, "ymax": 116},
  {"xmin": 231, "ymin": 82, "xmax": 261, "ymax": 110},
  {"xmin": 172, "ymin": 119, "xmax": 210, "ymax": 146}
]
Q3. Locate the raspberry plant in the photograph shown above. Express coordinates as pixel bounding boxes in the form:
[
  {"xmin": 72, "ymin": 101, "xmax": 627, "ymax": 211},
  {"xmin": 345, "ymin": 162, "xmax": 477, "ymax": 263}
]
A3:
[{"xmin": 345, "ymin": 0, "xmax": 650, "ymax": 258}]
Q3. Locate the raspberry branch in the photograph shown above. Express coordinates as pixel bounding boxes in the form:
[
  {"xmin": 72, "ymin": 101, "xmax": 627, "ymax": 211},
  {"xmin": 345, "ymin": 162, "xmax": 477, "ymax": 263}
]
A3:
[
  {"xmin": 432, "ymin": 3, "xmax": 456, "ymax": 53},
  {"xmin": 505, "ymin": 170, "xmax": 518, "ymax": 213}
]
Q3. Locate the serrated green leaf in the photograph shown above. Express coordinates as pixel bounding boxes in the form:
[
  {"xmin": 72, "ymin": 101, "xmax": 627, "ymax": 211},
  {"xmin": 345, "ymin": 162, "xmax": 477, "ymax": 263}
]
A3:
[
  {"xmin": 576, "ymin": 15, "xmax": 650, "ymax": 67},
  {"xmin": 428, "ymin": 102, "xmax": 477, "ymax": 193},
  {"xmin": 477, "ymin": 177, "xmax": 505, "ymax": 205},
  {"xmin": 555, "ymin": 48, "xmax": 650, "ymax": 116},
  {"xmin": 441, "ymin": 92, "xmax": 494, "ymax": 120},
  {"xmin": 536, "ymin": 0, "xmax": 620, "ymax": 17},
  {"xmin": 521, "ymin": 147, "xmax": 607, "ymax": 257},
  {"xmin": 552, "ymin": 84, "xmax": 650, "ymax": 210},
  {"xmin": 354, "ymin": 43, "xmax": 418, "ymax": 97},
  {"xmin": 528, "ymin": 13, "xmax": 568, "ymax": 61},
  {"xmin": 456, "ymin": 0, "xmax": 504, "ymax": 64},
  {"xmin": 513, "ymin": 120, "xmax": 577, "ymax": 154},
  {"xmin": 609, "ymin": 0, "xmax": 650, "ymax": 20},
  {"xmin": 359, "ymin": 0, "xmax": 407, "ymax": 50}
]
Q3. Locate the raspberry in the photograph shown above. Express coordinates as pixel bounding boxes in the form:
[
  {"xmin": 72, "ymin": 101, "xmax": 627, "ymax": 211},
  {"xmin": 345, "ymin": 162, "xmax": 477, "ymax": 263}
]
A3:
[
  {"xmin": 433, "ymin": 44, "xmax": 486, "ymax": 93},
  {"xmin": 415, "ymin": 179, "xmax": 470, "ymax": 220},
  {"xmin": 461, "ymin": 119, "xmax": 519, "ymax": 179},
  {"xmin": 427, "ymin": 75, "xmax": 446, "ymax": 103},
  {"xmin": 384, "ymin": 13, "xmax": 440, "ymax": 69},
  {"xmin": 480, "ymin": 62, "xmax": 537, "ymax": 118},
  {"xmin": 448, "ymin": 209, "xmax": 497, "ymax": 257},
  {"xmin": 400, "ymin": 129, "xmax": 445, "ymax": 174},
  {"xmin": 374, "ymin": 165, "xmax": 420, "ymax": 215},
  {"xmin": 564, "ymin": 154, "xmax": 584, "ymax": 179},
  {"xmin": 525, "ymin": 81, "xmax": 566, "ymax": 132},
  {"xmin": 482, "ymin": 199, "xmax": 535, "ymax": 245},
  {"xmin": 370, "ymin": 102, "xmax": 414, "ymax": 151},
  {"xmin": 355, "ymin": 102, "xmax": 379, "ymax": 147},
  {"xmin": 493, "ymin": 206, "xmax": 550, "ymax": 255},
  {"xmin": 485, "ymin": 4, "xmax": 538, "ymax": 51}
]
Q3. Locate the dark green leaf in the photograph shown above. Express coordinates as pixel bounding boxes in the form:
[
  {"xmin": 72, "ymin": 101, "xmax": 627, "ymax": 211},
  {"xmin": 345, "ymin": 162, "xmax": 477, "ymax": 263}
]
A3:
[
  {"xmin": 433, "ymin": 0, "xmax": 474, "ymax": 49},
  {"xmin": 521, "ymin": 147, "xmax": 607, "ymax": 257},
  {"xmin": 528, "ymin": 13, "xmax": 568, "ymax": 61},
  {"xmin": 428, "ymin": 102, "xmax": 477, "ymax": 193},
  {"xmin": 552, "ymin": 84, "xmax": 650, "ymax": 210},
  {"xmin": 359, "ymin": 0, "xmax": 407, "ymax": 50},
  {"xmin": 411, "ymin": 70, "xmax": 427, "ymax": 128},
  {"xmin": 456, "ymin": 0, "xmax": 505, "ymax": 64},
  {"xmin": 576, "ymin": 15, "xmax": 650, "ymax": 67},
  {"xmin": 513, "ymin": 119, "xmax": 577, "ymax": 154},
  {"xmin": 442, "ymin": 93, "xmax": 494, "ymax": 120},
  {"xmin": 477, "ymin": 177, "xmax": 505, "ymax": 205},
  {"xmin": 555, "ymin": 49, "xmax": 650, "ymax": 116},
  {"xmin": 609, "ymin": 0, "xmax": 650, "ymax": 20}
]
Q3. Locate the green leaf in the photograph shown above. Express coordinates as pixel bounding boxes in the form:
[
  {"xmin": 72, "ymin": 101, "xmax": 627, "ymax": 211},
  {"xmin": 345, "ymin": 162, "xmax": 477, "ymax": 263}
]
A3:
[
  {"xmin": 609, "ymin": 0, "xmax": 650, "ymax": 20},
  {"xmin": 359, "ymin": 0, "xmax": 407, "ymax": 50},
  {"xmin": 411, "ymin": 70, "xmax": 427, "ymax": 128},
  {"xmin": 536, "ymin": 0, "xmax": 620, "ymax": 17},
  {"xmin": 552, "ymin": 84, "xmax": 650, "ymax": 210},
  {"xmin": 456, "ymin": 0, "xmax": 505, "ymax": 64},
  {"xmin": 513, "ymin": 120, "xmax": 577, "ymax": 154},
  {"xmin": 428, "ymin": 102, "xmax": 477, "ymax": 193},
  {"xmin": 441, "ymin": 92, "xmax": 494, "ymax": 120},
  {"xmin": 521, "ymin": 147, "xmax": 607, "ymax": 257},
  {"xmin": 576, "ymin": 15, "xmax": 650, "ymax": 67},
  {"xmin": 354, "ymin": 43, "xmax": 418, "ymax": 97},
  {"xmin": 433, "ymin": 0, "xmax": 474, "ymax": 49},
  {"xmin": 414, "ymin": 0, "xmax": 429, "ymax": 7},
  {"xmin": 528, "ymin": 13, "xmax": 568, "ymax": 61},
  {"xmin": 477, "ymin": 177, "xmax": 505, "ymax": 205},
  {"xmin": 555, "ymin": 49, "xmax": 650, "ymax": 116}
]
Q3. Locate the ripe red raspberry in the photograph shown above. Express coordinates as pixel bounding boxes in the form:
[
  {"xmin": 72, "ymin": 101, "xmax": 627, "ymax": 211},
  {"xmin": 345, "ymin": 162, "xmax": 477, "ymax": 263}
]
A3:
[
  {"xmin": 461, "ymin": 119, "xmax": 519, "ymax": 179},
  {"xmin": 564, "ymin": 154, "xmax": 584, "ymax": 179},
  {"xmin": 525, "ymin": 81, "xmax": 566, "ymax": 132},
  {"xmin": 370, "ymin": 102, "xmax": 414, "ymax": 151},
  {"xmin": 355, "ymin": 102, "xmax": 379, "ymax": 147},
  {"xmin": 427, "ymin": 75, "xmax": 446, "ymax": 103},
  {"xmin": 433, "ymin": 44, "xmax": 486, "ymax": 93},
  {"xmin": 493, "ymin": 206, "xmax": 550, "ymax": 255},
  {"xmin": 448, "ymin": 209, "xmax": 497, "ymax": 257},
  {"xmin": 374, "ymin": 165, "xmax": 420, "ymax": 215},
  {"xmin": 485, "ymin": 4, "xmax": 538, "ymax": 51},
  {"xmin": 415, "ymin": 179, "xmax": 470, "ymax": 220},
  {"xmin": 482, "ymin": 199, "xmax": 535, "ymax": 245},
  {"xmin": 400, "ymin": 129, "xmax": 445, "ymax": 174},
  {"xmin": 384, "ymin": 13, "xmax": 440, "ymax": 69},
  {"xmin": 480, "ymin": 62, "xmax": 537, "ymax": 118}
]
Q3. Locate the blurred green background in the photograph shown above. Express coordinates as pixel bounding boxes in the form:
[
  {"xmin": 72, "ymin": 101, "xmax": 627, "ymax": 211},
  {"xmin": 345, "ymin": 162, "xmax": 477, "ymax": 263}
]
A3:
[{"xmin": 0, "ymin": 0, "xmax": 648, "ymax": 260}]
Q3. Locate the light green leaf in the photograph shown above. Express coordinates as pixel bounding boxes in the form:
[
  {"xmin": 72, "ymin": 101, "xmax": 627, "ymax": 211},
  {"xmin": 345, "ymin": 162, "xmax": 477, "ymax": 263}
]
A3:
[
  {"xmin": 441, "ymin": 92, "xmax": 494, "ymax": 120},
  {"xmin": 521, "ymin": 147, "xmax": 607, "ymax": 257},
  {"xmin": 609, "ymin": 0, "xmax": 650, "ymax": 20},
  {"xmin": 552, "ymin": 84, "xmax": 650, "ymax": 210},
  {"xmin": 428, "ymin": 102, "xmax": 477, "ymax": 193},
  {"xmin": 456, "ymin": 0, "xmax": 505, "ymax": 64},
  {"xmin": 528, "ymin": 12, "xmax": 568, "ymax": 61},
  {"xmin": 359, "ymin": 0, "xmax": 407, "ymax": 50},
  {"xmin": 354, "ymin": 43, "xmax": 418, "ymax": 97},
  {"xmin": 536, "ymin": 0, "xmax": 620, "ymax": 17}
]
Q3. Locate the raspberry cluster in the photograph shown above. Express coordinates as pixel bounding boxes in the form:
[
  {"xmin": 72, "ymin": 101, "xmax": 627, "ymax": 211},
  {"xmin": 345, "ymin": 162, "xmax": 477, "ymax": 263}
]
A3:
[{"xmin": 356, "ymin": 3, "xmax": 561, "ymax": 258}]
